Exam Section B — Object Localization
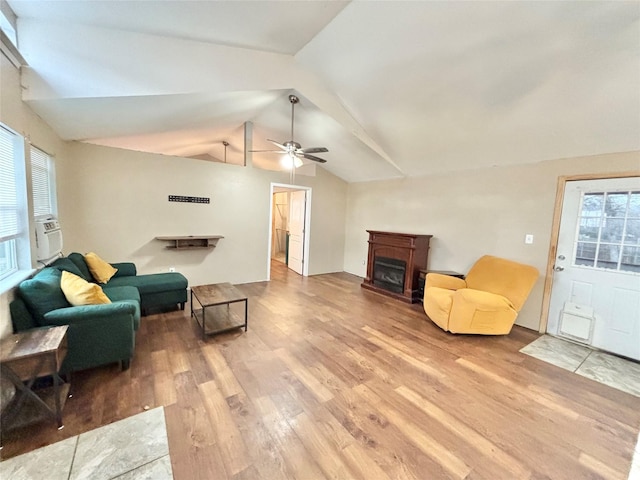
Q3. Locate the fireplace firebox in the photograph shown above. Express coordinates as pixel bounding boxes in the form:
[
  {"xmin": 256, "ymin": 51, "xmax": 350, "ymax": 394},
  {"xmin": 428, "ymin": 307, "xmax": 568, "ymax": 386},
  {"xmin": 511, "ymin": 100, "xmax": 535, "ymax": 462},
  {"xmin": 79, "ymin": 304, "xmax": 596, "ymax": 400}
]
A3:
[
  {"xmin": 373, "ymin": 256, "xmax": 406, "ymax": 294},
  {"xmin": 361, "ymin": 230, "xmax": 432, "ymax": 303}
]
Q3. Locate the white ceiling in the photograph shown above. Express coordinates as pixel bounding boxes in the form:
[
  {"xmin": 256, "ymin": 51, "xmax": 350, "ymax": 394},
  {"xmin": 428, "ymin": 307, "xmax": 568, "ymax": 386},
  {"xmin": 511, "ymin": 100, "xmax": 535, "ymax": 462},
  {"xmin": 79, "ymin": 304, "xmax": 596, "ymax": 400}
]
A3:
[{"xmin": 7, "ymin": 1, "xmax": 640, "ymax": 183}]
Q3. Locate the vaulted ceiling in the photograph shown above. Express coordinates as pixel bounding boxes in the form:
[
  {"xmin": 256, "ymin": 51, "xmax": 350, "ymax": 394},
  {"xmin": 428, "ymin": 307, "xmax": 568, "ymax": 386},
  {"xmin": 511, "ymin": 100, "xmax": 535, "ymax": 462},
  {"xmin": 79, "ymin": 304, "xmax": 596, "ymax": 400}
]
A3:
[{"xmin": 8, "ymin": 1, "xmax": 640, "ymax": 183}]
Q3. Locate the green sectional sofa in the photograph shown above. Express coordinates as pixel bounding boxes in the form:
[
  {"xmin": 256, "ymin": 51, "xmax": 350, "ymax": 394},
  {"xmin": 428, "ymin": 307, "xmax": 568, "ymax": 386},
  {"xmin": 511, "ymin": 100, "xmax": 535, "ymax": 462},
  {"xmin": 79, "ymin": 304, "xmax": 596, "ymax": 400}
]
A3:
[
  {"xmin": 9, "ymin": 254, "xmax": 188, "ymax": 374},
  {"xmin": 66, "ymin": 253, "xmax": 188, "ymax": 315}
]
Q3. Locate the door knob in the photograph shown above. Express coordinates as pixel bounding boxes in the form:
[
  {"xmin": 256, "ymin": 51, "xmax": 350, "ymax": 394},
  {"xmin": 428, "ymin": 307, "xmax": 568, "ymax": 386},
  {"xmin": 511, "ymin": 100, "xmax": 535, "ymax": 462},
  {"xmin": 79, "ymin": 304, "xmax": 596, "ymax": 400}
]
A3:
[
  {"xmin": 554, "ymin": 266, "xmax": 564, "ymax": 272},
  {"xmin": 557, "ymin": 255, "xmax": 566, "ymax": 260}
]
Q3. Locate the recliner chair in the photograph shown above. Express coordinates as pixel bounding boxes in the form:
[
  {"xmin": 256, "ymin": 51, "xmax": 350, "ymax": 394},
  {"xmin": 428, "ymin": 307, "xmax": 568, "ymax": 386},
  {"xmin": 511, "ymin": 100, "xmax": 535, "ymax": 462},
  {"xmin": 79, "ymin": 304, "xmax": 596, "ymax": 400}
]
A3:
[{"xmin": 423, "ymin": 255, "xmax": 538, "ymax": 335}]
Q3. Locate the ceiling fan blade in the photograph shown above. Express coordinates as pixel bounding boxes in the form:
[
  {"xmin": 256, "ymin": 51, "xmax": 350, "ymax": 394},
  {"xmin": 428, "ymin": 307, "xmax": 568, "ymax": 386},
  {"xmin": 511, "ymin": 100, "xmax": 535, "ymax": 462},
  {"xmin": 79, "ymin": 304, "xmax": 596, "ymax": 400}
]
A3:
[
  {"xmin": 248, "ymin": 149, "xmax": 284, "ymax": 153},
  {"xmin": 298, "ymin": 147, "xmax": 328, "ymax": 154},
  {"xmin": 300, "ymin": 153, "xmax": 327, "ymax": 164},
  {"xmin": 267, "ymin": 139, "xmax": 288, "ymax": 151}
]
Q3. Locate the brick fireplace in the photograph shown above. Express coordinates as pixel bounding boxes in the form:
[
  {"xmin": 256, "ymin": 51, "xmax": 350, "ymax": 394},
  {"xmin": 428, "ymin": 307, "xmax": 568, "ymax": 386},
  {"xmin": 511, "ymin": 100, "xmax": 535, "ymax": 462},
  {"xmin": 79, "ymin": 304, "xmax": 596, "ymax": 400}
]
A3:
[{"xmin": 361, "ymin": 230, "xmax": 432, "ymax": 303}]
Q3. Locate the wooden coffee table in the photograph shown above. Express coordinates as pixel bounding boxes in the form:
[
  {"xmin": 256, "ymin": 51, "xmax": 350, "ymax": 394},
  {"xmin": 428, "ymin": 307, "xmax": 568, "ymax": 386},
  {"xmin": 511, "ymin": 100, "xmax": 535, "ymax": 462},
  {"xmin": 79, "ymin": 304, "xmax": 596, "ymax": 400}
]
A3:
[{"xmin": 190, "ymin": 283, "xmax": 248, "ymax": 340}]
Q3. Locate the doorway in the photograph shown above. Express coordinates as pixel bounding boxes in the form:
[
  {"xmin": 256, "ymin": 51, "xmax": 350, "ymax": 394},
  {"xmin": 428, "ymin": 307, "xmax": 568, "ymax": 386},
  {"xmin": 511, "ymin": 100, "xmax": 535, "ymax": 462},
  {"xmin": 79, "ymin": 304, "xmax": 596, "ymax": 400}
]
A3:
[
  {"xmin": 543, "ymin": 174, "xmax": 640, "ymax": 360},
  {"xmin": 267, "ymin": 183, "xmax": 312, "ymax": 280},
  {"xmin": 271, "ymin": 191, "xmax": 289, "ymax": 264}
]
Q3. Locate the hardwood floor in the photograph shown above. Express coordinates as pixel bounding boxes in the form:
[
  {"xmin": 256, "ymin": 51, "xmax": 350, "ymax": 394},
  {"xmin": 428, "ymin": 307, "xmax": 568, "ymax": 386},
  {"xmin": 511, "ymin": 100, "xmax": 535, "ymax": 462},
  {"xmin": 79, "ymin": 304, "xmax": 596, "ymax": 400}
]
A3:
[{"xmin": 2, "ymin": 261, "xmax": 639, "ymax": 479}]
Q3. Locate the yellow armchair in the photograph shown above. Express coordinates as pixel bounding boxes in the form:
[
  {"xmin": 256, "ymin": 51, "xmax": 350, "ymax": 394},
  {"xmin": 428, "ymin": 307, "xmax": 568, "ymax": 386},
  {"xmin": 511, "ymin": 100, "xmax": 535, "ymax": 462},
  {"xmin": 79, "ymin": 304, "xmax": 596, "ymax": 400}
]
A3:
[{"xmin": 423, "ymin": 255, "xmax": 538, "ymax": 335}]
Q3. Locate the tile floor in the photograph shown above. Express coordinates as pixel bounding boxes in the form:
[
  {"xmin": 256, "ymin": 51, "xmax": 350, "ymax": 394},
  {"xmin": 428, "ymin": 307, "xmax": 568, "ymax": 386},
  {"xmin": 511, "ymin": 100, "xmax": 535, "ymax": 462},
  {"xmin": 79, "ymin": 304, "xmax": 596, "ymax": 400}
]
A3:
[
  {"xmin": 520, "ymin": 334, "xmax": 640, "ymax": 397},
  {"xmin": 521, "ymin": 334, "xmax": 640, "ymax": 480},
  {"xmin": 0, "ymin": 406, "xmax": 172, "ymax": 480}
]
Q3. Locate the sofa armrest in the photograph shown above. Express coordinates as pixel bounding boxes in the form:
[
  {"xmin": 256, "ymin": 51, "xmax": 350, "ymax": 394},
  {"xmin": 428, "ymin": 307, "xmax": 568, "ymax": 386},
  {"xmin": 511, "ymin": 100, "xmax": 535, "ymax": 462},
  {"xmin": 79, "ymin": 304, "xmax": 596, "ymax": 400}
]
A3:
[
  {"xmin": 43, "ymin": 302, "xmax": 137, "ymax": 325},
  {"xmin": 425, "ymin": 273, "xmax": 467, "ymax": 291},
  {"xmin": 44, "ymin": 304, "xmax": 136, "ymax": 374},
  {"xmin": 111, "ymin": 262, "xmax": 137, "ymax": 277}
]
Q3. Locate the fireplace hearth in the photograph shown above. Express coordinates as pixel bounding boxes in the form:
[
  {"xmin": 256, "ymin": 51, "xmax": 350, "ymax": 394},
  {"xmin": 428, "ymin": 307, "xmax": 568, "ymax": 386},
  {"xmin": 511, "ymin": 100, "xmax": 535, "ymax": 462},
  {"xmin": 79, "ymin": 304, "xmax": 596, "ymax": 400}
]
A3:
[{"xmin": 361, "ymin": 230, "xmax": 432, "ymax": 303}]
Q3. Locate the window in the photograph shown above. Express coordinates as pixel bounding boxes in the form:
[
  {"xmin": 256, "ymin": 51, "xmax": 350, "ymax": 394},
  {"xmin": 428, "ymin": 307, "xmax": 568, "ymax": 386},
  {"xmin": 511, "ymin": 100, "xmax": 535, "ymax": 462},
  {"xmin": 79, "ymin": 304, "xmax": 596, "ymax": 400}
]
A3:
[
  {"xmin": 30, "ymin": 145, "xmax": 55, "ymax": 218},
  {"xmin": 0, "ymin": 0, "xmax": 17, "ymax": 48},
  {"xmin": 0, "ymin": 124, "xmax": 19, "ymax": 280},
  {"xmin": 0, "ymin": 0, "xmax": 25, "ymax": 69},
  {"xmin": 575, "ymin": 190, "xmax": 640, "ymax": 273}
]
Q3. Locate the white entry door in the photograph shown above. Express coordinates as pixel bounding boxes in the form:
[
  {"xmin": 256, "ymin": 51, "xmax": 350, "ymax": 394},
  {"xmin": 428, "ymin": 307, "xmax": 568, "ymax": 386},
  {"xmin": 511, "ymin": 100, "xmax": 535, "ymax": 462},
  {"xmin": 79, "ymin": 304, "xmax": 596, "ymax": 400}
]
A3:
[
  {"xmin": 547, "ymin": 177, "xmax": 640, "ymax": 360},
  {"xmin": 287, "ymin": 190, "xmax": 306, "ymax": 275}
]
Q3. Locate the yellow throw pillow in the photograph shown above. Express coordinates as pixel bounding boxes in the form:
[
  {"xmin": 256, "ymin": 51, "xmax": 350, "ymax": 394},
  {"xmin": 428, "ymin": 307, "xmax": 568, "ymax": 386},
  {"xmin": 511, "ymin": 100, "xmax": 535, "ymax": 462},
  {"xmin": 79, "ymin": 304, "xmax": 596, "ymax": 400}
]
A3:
[
  {"xmin": 61, "ymin": 270, "xmax": 111, "ymax": 306},
  {"xmin": 84, "ymin": 252, "xmax": 118, "ymax": 284}
]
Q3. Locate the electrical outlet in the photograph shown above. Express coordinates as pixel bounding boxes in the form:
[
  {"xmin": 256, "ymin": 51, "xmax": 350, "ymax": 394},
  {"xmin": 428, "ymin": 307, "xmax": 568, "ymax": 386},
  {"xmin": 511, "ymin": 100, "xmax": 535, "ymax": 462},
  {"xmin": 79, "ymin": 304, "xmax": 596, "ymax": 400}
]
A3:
[
  {"xmin": 525, "ymin": 234, "xmax": 534, "ymax": 245},
  {"xmin": 169, "ymin": 267, "xmax": 175, "ymax": 272}
]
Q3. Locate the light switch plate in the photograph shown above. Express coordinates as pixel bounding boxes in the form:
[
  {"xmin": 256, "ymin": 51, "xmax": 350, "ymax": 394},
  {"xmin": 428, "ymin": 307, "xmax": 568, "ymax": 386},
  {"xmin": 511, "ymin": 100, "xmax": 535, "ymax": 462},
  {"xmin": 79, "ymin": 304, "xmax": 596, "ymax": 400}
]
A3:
[{"xmin": 525, "ymin": 234, "xmax": 534, "ymax": 244}]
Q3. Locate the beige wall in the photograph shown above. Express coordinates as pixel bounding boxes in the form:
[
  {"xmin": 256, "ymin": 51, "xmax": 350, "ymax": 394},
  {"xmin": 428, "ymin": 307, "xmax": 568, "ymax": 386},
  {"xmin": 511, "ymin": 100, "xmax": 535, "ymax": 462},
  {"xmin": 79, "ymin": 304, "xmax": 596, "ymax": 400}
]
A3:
[
  {"xmin": 57, "ymin": 142, "xmax": 347, "ymax": 288},
  {"xmin": 344, "ymin": 152, "xmax": 640, "ymax": 330},
  {"xmin": 0, "ymin": 53, "xmax": 68, "ymax": 339},
  {"xmin": 1, "ymin": 51, "xmax": 348, "ymax": 337},
  {"xmin": 2, "ymin": 47, "xmax": 639, "ymax": 337}
]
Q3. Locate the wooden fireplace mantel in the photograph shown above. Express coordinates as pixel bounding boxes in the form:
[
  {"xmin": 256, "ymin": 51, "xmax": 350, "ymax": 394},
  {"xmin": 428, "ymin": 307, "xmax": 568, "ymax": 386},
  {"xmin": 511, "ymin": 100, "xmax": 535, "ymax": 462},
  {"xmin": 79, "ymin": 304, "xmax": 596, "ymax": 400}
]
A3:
[{"xmin": 361, "ymin": 230, "xmax": 433, "ymax": 303}]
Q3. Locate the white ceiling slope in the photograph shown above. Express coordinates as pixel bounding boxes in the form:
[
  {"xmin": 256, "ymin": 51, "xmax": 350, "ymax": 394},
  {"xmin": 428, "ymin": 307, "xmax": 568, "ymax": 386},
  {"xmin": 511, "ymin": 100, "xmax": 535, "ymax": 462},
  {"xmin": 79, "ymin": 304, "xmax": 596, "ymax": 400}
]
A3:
[{"xmin": 8, "ymin": 1, "xmax": 640, "ymax": 183}]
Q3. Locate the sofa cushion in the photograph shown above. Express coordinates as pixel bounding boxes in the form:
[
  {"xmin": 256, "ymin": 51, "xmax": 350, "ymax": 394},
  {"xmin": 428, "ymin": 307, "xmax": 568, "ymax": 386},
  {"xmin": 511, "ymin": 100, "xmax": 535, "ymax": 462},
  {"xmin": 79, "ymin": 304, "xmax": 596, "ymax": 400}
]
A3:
[
  {"xmin": 68, "ymin": 253, "xmax": 93, "ymax": 282},
  {"xmin": 106, "ymin": 272, "xmax": 188, "ymax": 295},
  {"xmin": 18, "ymin": 268, "xmax": 70, "ymax": 325},
  {"xmin": 102, "ymin": 286, "xmax": 141, "ymax": 330},
  {"xmin": 103, "ymin": 285, "xmax": 141, "ymax": 303},
  {"xmin": 111, "ymin": 262, "xmax": 137, "ymax": 277},
  {"xmin": 85, "ymin": 252, "xmax": 118, "ymax": 283},
  {"xmin": 61, "ymin": 271, "xmax": 111, "ymax": 306},
  {"xmin": 50, "ymin": 257, "xmax": 85, "ymax": 278}
]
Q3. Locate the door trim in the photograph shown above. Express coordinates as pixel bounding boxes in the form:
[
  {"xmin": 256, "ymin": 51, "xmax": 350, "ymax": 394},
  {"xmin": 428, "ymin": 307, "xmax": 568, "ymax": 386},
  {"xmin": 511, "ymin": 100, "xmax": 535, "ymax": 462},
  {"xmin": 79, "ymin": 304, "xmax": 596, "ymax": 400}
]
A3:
[
  {"xmin": 539, "ymin": 171, "xmax": 640, "ymax": 333},
  {"xmin": 267, "ymin": 183, "xmax": 312, "ymax": 280}
]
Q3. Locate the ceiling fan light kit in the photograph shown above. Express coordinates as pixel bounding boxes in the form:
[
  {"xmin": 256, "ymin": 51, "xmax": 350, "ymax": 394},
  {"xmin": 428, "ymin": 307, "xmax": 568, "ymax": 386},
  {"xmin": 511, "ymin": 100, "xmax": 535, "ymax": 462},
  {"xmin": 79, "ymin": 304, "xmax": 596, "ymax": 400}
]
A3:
[
  {"xmin": 251, "ymin": 93, "xmax": 329, "ymax": 171},
  {"xmin": 281, "ymin": 152, "xmax": 303, "ymax": 169}
]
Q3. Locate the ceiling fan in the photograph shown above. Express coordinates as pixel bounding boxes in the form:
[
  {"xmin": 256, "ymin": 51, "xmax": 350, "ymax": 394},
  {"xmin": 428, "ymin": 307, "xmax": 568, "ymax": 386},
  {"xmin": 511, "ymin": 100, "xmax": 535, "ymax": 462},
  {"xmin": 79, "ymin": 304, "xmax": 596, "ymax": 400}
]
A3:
[{"xmin": 251, "ymin": 94, "xmax": 328, "ymax": 168}]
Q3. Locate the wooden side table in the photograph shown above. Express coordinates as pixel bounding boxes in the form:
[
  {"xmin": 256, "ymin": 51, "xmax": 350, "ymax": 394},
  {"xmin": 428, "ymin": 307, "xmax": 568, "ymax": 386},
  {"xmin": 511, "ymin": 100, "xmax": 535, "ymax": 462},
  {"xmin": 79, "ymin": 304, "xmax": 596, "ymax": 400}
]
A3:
[
  {"xmin": 0, "ymin": 326, "xmax": 69, "ymax": 435},
  {"xmin": 418, "ymin": 269, "xmax": 465, "ymax": 302},
  {"xmin": 191, "ymin": 283, "xmax": 248, "ymax": 340}
]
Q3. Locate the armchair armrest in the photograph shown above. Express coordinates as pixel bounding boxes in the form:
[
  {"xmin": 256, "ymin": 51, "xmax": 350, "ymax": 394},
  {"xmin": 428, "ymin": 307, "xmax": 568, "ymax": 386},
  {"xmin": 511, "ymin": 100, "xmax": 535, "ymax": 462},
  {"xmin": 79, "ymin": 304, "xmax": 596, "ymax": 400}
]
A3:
[
  {"xmin": 43, "ymin": 302, "xmax": 137, "ymax": 325},
  {"xmin": 111, "ymin": 262, "xmax": 137, "ymax": 277},
  {"xmin": 425, "ymin": 273, "xmax": 467, "ymax": 291}
]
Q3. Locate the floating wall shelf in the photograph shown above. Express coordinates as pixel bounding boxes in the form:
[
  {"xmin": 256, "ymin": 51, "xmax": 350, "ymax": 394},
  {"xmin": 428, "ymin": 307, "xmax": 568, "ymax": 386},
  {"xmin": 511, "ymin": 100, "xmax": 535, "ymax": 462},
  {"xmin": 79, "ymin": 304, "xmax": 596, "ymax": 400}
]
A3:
[{"xmin": 156, "ymin": 235, "xmax": 224, "ymax": 250}]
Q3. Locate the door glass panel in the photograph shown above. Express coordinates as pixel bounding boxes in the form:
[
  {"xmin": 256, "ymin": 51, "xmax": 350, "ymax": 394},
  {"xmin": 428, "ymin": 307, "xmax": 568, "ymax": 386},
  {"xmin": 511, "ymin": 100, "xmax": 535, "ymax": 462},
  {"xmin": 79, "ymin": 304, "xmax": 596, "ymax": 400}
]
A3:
[
  {"xmin": 581, "ymin": 193, "xmax": 603, "ymax": 217},
  {"xmin": 625, "ymin": 219, "xmax": 640, "ymax": 245},
  {"xmin": 621, "ymin": 246, "xmax": 640, "ymax": 273},
  {"xmin": 596, "ymin": 244, "xmax": 621, "ymax": 269},
  {"xmin": 575, "ymin": 242, "xmax": 596, "ymax": 266},
  {"xmin": 574, "ymin": 190, "xmax": 639, "ymax": 273},
  {"xmin": 629, "ymin": 192, "xmax": 640, "ymax": 217},
  {"xmin": 579, "ymin": 217, "xmax": 600, "ymax": 241},
  {"xmin": 605, "ymin": 193, "xmax": 628, "ymax": 217},
  {"xmin": 600, "ymin": 218, "xmax": 624, "ymax": 243}
]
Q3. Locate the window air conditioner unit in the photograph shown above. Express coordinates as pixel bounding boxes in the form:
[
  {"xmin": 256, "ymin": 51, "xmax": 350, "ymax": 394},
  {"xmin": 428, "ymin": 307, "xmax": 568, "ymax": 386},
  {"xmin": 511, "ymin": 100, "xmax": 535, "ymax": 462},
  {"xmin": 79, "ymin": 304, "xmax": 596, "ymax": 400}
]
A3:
[{"xmin": 35, "ymin": 217, "xmax": 63, "ymax": 261}]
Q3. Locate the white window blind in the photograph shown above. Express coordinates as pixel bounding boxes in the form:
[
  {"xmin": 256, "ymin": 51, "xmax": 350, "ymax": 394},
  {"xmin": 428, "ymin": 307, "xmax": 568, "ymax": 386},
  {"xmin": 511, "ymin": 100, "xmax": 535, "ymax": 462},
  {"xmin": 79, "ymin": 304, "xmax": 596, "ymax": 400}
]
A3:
[
  {"xmin": 0, "ymin": 125, "xmax": 18, "ymax": 241},
  {"xmin": 30, "ymin": 145, "xmax": 53, "ymax": 217}
]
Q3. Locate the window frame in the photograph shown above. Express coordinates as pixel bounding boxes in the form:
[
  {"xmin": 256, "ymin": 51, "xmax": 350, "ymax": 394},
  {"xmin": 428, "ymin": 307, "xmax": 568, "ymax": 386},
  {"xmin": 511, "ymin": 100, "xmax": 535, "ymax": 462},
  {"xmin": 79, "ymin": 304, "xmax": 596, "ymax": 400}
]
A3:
[
  {"xmin": 573, "ymin": 189, "xmax": 640, "ymax": 274},
  {"xmin": 0, "ymin": 122, "xmax": 35, "ymax": 293},
  {"xmin": 30, "ymin": 144, "xmax": 57, "ymax": 220}
]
